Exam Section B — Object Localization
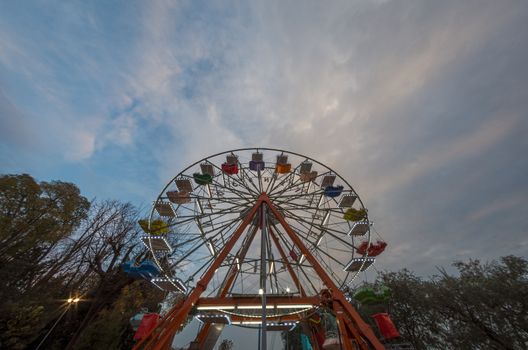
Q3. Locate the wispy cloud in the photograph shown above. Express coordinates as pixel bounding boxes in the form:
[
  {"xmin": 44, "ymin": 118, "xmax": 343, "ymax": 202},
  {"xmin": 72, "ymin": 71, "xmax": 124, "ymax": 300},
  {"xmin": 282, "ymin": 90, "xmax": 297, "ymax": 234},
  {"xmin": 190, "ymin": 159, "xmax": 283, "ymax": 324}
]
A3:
[{"xmin": 1, "ymin": 0, "xmax": 527, "ymax": 279}]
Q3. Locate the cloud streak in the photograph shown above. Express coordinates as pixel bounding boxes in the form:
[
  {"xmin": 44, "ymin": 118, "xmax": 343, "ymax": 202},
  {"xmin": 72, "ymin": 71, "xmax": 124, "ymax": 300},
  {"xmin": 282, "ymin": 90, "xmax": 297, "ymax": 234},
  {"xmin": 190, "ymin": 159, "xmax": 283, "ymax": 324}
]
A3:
[{"xmin": 1, "ymin": 0, "xmax": 527, "ymax": 276}]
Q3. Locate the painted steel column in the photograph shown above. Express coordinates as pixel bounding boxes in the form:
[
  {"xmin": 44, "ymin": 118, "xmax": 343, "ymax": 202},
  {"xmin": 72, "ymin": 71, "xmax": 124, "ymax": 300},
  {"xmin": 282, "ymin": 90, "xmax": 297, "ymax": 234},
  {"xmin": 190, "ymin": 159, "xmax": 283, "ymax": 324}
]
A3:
[
  {"xmin": 136, "ymin": 195, "xmax": 265, "ymax": 350},
  {"xmin": 264, "ymin": 196, "xmax": 384, "ymax": 350},
  {"xmin": 260, "ymin": 204, "xmax": 267, "ymax": 350}
]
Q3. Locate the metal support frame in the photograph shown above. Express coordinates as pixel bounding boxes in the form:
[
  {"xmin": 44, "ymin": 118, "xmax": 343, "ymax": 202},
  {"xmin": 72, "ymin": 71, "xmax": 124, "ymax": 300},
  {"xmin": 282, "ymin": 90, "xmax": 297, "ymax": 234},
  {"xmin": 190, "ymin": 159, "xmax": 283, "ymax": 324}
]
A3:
[
  {"xmin": 193, "ymin": 225, "xmax": 259, "ymax": 349},
  {"xmin": 260, "ymin": 204, "xmax": 268, "ymax": 350},
  {"xmin": 132, "ymin": 193, "xmax": 383, "ymax": 350},
  {"xmin": 265, "ymin": 196, "xmax": 384, "ymax": 350}
]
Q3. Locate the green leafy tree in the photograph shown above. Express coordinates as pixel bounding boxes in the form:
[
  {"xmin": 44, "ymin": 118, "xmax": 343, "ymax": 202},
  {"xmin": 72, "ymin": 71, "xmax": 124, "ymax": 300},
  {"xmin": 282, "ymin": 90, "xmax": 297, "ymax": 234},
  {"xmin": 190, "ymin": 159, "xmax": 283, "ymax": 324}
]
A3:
[
  {"xmin": 378, "ymin": 256, "xmax": 528, "ymax": 350},
  {"xmin": 0, "ymin": 174, "xmax": 90, "ymax": 349},
  {"xmin": 0, "ymin": 174, "xmax": 164, "ymax": 349}
]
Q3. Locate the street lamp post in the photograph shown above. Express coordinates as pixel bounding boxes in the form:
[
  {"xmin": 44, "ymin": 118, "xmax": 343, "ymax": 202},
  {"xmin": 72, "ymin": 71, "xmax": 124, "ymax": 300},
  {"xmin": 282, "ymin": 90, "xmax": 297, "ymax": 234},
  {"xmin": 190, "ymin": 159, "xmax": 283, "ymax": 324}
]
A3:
[{"xmin": 35, "ymin": 297, "xmax": 80, "ymax": 350}]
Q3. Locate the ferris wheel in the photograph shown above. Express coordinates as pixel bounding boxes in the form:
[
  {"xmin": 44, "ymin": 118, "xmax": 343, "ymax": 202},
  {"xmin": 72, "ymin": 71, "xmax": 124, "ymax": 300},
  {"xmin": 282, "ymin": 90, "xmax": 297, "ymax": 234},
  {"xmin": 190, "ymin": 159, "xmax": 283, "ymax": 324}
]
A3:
[{"xmin": 135, "ymin": 148, "xmax": 387, "ymax": 350}]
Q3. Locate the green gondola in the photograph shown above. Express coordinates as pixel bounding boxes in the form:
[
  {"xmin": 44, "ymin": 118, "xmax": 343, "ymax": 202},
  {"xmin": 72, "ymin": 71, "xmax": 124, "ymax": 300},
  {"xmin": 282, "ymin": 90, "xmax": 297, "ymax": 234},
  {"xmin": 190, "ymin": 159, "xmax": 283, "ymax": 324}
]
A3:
[
  {"xmin": 343, "ymin": 208, "xmax": 367, "ymax": 221},
  {"xmin": 193, "ymin": 173, "xmax": 213, "ymax": 185},
  {"xmin": 138, "ymin": 219, "xmax": 170, "ymax": 235},
  {"xmin": 353, "ymin": 286, "xmax": 391, "ymax": 304}
]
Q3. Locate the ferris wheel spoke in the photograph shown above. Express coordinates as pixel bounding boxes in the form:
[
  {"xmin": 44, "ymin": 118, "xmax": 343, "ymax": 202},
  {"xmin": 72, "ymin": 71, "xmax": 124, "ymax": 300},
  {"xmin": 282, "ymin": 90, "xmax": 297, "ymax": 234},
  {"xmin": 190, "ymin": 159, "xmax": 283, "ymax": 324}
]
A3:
[
  {"xmin": 210, "ymin": 162, "xmax": 261, "ymax": 198},
  {"xmin": 272, "ymin": 225, "xmax": 322, "ymax": 294},
  {"xmin": 180, "ymin": 173, "xmax": 253, "ymax": 201},
  {"xmin": 209, "ymin": 160, "xmax": 259, "ymax": 197},
  {"xmin": 212, "ymin": 177, "xmax": 257, "ymax": 200},
  {"xmin": 166, "ymin": 234, "xmax": 204, "ymax": 251},
  {"xmin": 235, "ymin": 164, "xmax": 263, "ymax": 195},
  {"xmin": 170, "ymin": 219, "xmax": 242, "ymax": 269},
  {"xmin": 280, "ymin": 204, "xmax": 347, "ymax": 233},
  {"xmin": 266, "ymin": 162, "xmax": 302, "ymax": 195},
  {"xmin": 281, "ymin": 211, "xmax": 357, "ymax": 250},
  {"xmin": 168, "ymin": 234, "xmax": 230, "ymax": 274},
  {"xmin": 265, "ymin": 230, "xmax": 282, "ymax": 294},
  {"xmin": 197, "ymin": 215, "xmax": 244, "ymax": 236},
  {"xmin": 268, "ymin": 169, "xmax": 331, "ymax": 198},
  {"xmin": 310, "ymin": 240, "xmax": 348, "ymax": 276},
  {"xmin": 269, "ymin": 168, "xmax": 334, "ymax": 198},
  {"xmin": 193, "ymin": 204, "xmax": 245, "ymax": 225},
  {"xmin": 190, "ymin": 193, "xmax": 252, "ymax": 208},
  {"xmin": 169, "ymin": 239, "xmax": 211, "ymax": 271},
  {"xmin": 269, "ymin": 189, "xmax": 325, "ymax": 201},
  {"xmin": 172, "ymin": 201, "xmax": 247, "ymax": 223},
  {"xmin": 281, "ymin": 221, "xmax": 350, "ymax": 268},
  {"xmin": 207, "ymin": 215, "xmax": 245, "ymax": 248},
  {"xmin": 184, "ymin": 254, "xmax": 216, "ymax": 285},
  {"xmin": 196, "ymin": 219, "xmax": 242, "ymax": 251},
  {"xmin": 274, "ymin": 201, "xmax": 346, "ymax": 214},
  {"xmin": 265, "ymin": 166, "xmax": 288, "ymax": 194},
  {"xmin": 240, "ymin": 164, "xmax": 263, "ymax": 194},
  {"xmin": 268, "ymin": 173, "xmax": 303, "ymax": 197}
]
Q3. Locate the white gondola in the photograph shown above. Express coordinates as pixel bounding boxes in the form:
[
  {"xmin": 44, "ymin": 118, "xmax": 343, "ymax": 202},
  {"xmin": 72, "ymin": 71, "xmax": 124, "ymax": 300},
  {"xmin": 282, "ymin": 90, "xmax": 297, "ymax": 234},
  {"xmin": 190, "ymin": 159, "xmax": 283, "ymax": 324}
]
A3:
[
  {"xmin": 339, "ymin": 195, "xmax": 357, "ymax": 208},
  {"xmin": 344, "ymin": 257, "xmax": 375, "ymax": 272},
  {"xmin": 300, "ymin": 171, "xmax": 318, "ymax": 182},
  {"xmin": 347, "ymin": 220, "xmax": 370, "ymax": 236},
  {"xmin": 141, "ymin": 235, "xmax": 172, "ymax": 252},
  {"xmin": 151, "ymin": 276, "xmax": 187, "ymax": 293},
  {"xmin": 299, "ymin": 161, "xmax": 313, "ymax": 174},
  {"xmin": 320, "ymin": 175, "xmax": 336, "ymax": 188},
  {"xmin": 166, "ymin": 190, "xmax": 191, "ymax": 204},
  {"xmin": 155, "ymin": 201, "xmax": 175, "ymax": 217},
  {"xmin": 175, "ymin": 178, "xmax": 193, "ymax": 192},
  {"xmin": 226, "ymin": 154, "xmax": 238, "ymax": 165},
  {"xmin": 252, "ymin": 152, "xmax": 263, "ymax": 162},
  {"xmin": 200, "ymin": 163, "xmax": 215, "ymax": 176},
  {"xmin": 195, "ymin": 314, "xmax": 231, "ymax": 324},
  {"xmin": 276, "ymin": 154, "xmax": 288, "ymax": 165}
]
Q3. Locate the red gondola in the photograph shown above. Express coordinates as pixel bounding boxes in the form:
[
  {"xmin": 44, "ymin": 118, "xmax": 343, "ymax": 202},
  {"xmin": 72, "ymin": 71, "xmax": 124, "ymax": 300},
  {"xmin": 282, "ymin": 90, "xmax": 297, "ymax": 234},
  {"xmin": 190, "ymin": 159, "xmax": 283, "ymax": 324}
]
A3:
[
  {"xmin": 221, "ymin": 162, "xmax": 239, "ymax": 175},
  {"xmin": 372, "ymin": 313, "xmax": 400, "ymax": 340},
  {"xmin": 356, "ymin": 241, "xmax": 369, "ymax": 255},
  {"xmin": 355, "ymin": 241, "xmax": 387, "ymax": 257},
  {"xmin": 134, "ymin": 313, "xmax": 160, "ymax": 341},
  {"xmin": 368, "ymin": 241, "xmax": 387, "ymax": 256}
]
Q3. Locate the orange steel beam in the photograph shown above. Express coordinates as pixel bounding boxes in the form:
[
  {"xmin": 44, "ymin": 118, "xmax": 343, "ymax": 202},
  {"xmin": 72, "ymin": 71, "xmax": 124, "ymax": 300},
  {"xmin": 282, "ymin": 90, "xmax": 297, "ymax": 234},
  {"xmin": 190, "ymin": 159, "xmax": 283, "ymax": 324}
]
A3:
[
  {"xmin": 218, "ymin": 225, "xmax": 259, "ymax": 296},
  {"xmin": 334, "ymin": 300, "xmax": 368, "ymax": 350},
  {"xmin": 335, "ymin": 312, "xmax": 356, "ymax": 350},
  {"xmin": 196, "ymin": 295, "xmax": 319, "ymax": 307},
  {"xmin": 268, "ymin": 225, "xmax": 306, "ymax": 296},
  {"xmin": 194, "ymin": 225, "xmax": 259, "ymax": 347},
  {"xmin": 264, "ymin": 196, "xmax": 384, "ymax": 350},
  {"xmin": 227, "ymin": 314, "xmax": 304, "ymax": 323},
  {"xmin": 146, "ymin": 195, "xmax": 265, "ymax": 350}
]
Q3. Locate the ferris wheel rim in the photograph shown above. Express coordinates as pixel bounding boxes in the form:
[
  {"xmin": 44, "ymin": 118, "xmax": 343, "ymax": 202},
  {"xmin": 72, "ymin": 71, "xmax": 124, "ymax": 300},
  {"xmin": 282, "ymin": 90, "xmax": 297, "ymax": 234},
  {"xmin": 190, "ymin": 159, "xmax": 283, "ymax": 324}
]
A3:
[{"xmin": 145, "ymin": 147, "xmax": 373, "ymax": 298}]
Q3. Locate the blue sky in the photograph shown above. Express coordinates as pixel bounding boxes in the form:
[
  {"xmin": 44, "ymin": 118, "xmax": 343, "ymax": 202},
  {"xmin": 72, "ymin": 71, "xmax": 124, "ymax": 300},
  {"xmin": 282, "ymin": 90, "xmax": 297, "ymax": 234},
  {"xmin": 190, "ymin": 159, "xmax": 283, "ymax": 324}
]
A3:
[{"xmin": 1, "ymin": 0, "xmax": 528, "ymax": 348}]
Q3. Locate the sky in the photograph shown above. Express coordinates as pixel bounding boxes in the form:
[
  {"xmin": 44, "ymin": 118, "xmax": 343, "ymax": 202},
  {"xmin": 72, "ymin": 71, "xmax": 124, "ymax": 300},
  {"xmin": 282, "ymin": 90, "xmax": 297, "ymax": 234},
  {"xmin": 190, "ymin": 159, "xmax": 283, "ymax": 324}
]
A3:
[{"xmin": 1, "ymin": 0, "xmax": 528, "ymax": 348}]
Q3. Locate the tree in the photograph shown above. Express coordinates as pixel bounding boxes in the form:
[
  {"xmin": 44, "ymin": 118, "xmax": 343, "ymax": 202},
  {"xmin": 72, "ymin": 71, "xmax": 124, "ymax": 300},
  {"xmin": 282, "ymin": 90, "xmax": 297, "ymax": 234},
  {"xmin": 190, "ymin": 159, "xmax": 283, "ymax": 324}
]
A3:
[
  {"xmin": 0, "ymin": 174, "xmax": 164, "ymax": 349},
  {"xmin": 0, "ymin": 174, "xmax": 90, "ymax": 349},
  {"xmin": 378, "ymin": 256, "xmax": 528, "ymax": 350},
  {"xmin": 63, "ymin": 200, "xmax": 152, "ymax": 349}
]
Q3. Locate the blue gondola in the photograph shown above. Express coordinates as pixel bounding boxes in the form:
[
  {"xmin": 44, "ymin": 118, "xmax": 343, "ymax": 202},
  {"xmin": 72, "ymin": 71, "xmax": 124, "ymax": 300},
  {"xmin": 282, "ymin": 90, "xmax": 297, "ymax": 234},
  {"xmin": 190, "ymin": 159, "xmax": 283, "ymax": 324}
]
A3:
[
  {"xmin": 122, "ymin": 260, "xmax": 161, "ymax": 280},
  {"xmin": 324, "ymin": 185, "xmax": 344, "ymax": 198}
]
